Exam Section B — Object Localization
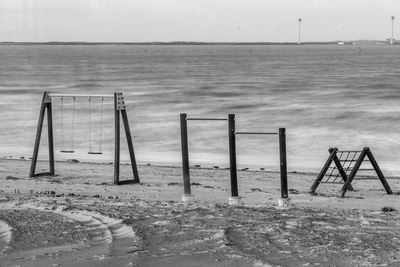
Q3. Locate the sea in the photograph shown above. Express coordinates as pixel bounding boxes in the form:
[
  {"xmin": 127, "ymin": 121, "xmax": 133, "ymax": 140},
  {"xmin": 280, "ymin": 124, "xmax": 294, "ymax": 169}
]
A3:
[{"xmin": 1, "ymin": 44, "xmax": 400, "ymax": 175}]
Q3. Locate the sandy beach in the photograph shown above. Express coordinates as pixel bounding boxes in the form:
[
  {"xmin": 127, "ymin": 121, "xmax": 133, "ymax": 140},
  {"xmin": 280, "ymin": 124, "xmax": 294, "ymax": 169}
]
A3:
[{"xmin": 1, "ymin": 158, "xmax": 400, "ymax": 266}]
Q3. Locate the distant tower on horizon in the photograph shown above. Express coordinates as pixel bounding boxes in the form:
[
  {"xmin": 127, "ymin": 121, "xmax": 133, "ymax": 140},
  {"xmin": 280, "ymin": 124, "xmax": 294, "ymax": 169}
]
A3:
[
  {"xmin": 391, "ymin": 16, "xmax": 395, "ymax": 45},
  {"xmin": 298, "ymin": 18, "xmax": 302, "ymax": 45},
  {"xmin": 276, "ymin": 27, "xmax": 280, "ymax": 42},
  {"xmin": 236, "ymin": 26, "xmax": 241, "ymax": 43}
]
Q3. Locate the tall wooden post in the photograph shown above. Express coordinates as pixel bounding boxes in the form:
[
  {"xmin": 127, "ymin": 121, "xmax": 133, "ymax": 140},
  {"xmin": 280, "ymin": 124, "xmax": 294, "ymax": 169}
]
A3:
[
  {"xmin": 114, "ymin": 92, "xmax": 121, "ymax": 184},
  {"xmin": 47, "ymin": 98, "xmax": 55, "ymax": 175},
  {"xmin": 180, "ymin": 113, "xmax": 191, "ymax": 196},
  {"xmin": 228, "ymin": 114, "xmax": 238, "ymax": 197},
  {"xmin": 279, "ymin": 128, "xmax": 288, "ymax": 198},
  {"xmin": 114, "ymin": 92, "xmax": 140, "ymax": 185},
  {"xmin": 29, "ymin": 91, "xmax": 54, "ymax": 178}
]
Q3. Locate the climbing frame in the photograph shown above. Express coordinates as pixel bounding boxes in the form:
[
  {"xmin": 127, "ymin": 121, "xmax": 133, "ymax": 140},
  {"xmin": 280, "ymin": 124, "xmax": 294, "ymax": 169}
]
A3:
[{"xmin": 310, "ymin": 147, "xmax": 392, "ymax": 197}]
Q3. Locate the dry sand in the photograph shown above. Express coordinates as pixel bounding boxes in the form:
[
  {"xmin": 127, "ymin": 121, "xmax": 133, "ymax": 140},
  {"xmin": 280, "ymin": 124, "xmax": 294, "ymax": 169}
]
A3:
[{"xmin": 1, "ymin": 158, "xmax": 400, "ymax": 266}]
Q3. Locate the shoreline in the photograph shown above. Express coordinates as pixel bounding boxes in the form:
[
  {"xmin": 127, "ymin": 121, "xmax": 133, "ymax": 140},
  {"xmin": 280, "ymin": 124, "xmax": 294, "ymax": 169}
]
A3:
[
  {"xmin": 1, "ymin": 156, "xmax": 320, "ymax": 176},
  {"xmin": 4, "ymin": 156, "xmax": 400, "ymax": 180}
]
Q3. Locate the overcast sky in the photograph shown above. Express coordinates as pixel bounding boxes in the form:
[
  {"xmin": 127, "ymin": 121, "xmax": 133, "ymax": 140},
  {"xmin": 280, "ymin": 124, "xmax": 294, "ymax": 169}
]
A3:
[{"xmin": 0, "ymin": 0, "xmax": 398, "ymax": 42}]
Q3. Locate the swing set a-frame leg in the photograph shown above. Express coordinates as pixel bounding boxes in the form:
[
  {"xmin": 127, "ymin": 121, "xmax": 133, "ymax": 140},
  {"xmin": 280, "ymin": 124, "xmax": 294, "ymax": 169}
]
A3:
[
  {"xmin": 113, "ymin": 92, "xmax": 140, "ymax": 185},
  {"xmin": 29, "ymin": 91, "xmax": 55, "ymax": 178}
]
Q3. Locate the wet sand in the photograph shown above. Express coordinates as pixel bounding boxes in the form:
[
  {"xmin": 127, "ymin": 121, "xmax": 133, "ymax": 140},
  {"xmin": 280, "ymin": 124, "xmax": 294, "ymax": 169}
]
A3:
[{"xmin": 1, "ymin": 158, "xmax": 400, "ymax": 266}]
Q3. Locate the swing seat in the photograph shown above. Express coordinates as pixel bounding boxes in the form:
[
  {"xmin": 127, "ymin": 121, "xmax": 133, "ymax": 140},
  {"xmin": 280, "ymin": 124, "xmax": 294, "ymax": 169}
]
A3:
[
  {"xmin": 60, "ymin": 150, "xmax": 75, "ymax": 153},
  {"xmin": 88, "ymin": 151, "xmax": 103, "ymax": 155}
]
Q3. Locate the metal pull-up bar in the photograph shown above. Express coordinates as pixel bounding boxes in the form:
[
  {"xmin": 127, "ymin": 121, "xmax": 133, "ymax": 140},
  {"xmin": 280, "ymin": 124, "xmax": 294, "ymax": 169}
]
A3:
[
  {"xmin": 186, "ymin": 117, "xmax": 227, "ymax": 121},
  {"xmin": 48, "ymin": 94, "xmax": 114, "ymax": 98},
  {"xmin": 180, "ymin": 112, "xmax": 288, "ymax": 205},
  {"xmin": 235, "ymin": 132, "xmax": 278, "ymax": 135},
  {"xmin": 228, "ymin": 114, "xmax": 288, "ymax": 200},
  {"xmin": 180, "ymin": 113, "xmax": 229, "ymax": 197}
]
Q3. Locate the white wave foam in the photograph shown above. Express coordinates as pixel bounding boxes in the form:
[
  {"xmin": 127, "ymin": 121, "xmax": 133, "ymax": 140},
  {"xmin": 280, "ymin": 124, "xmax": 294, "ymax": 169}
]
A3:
[{"xmin": 0, "ymin": 220, "xmax": 12, "ymax": 254}]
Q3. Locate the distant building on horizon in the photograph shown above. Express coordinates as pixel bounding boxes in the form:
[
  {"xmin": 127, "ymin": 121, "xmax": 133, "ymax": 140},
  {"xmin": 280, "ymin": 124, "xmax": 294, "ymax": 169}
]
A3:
[{"xmin": 386, "ymin": 38, "xmax": 397, "ymax": 44}]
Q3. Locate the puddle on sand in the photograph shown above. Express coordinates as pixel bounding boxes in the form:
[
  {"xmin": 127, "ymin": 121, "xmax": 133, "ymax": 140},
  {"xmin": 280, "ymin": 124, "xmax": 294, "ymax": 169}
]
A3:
[{"xmin": 0, "ymin": 202, "xmax": 141, "ymax": 266}]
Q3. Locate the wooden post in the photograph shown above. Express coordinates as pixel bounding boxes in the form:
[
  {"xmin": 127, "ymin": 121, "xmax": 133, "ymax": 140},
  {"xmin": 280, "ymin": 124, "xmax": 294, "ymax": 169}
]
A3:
[
  {"xmin": 228, "ymin": 114, "xmax": 238, "ymax": 197},
  {"xmin": 366, "ymin": 148, "xmax": 392, "ymax": 195},
  {"xmin": 180, "ymin": 113, "xmax": 191, "ymax": 195},
  {"xmin": 30, "ymin": 92, "xmax": 50, "ymax": 178},
  {"xmin": 114, "ymin": 92, "xmax": 120, "ymax": 184},
  {"xmin": 279, "ymin": 128, "xmax": 288, "ymax": 198},
  {"xmin": 310, "ymin": 148, "xmax": 337, "ymax": 194},
  {"xmin": 341, "ymin": 148, "xmax": 367, "ymax": 197},
  {"xmin": 47, "ymin": 98, "xmax": 55, "ymax": 175},
  {"xmin": 121, "ymin": 109, "xmax": 140, "ymax": 183}
]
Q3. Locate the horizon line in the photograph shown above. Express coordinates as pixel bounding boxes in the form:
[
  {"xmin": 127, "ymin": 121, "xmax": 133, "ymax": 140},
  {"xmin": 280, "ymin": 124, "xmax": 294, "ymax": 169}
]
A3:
[{"xmin": 0, "ymin": 40, "xmax": 396, "ymax": 45}]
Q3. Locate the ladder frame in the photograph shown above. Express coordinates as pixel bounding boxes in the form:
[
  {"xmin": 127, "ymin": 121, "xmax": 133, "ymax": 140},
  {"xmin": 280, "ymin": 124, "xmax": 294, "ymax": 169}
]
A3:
[{"xmin": 310, "ymin": 147, "xmax": 392, "ymax": 197}]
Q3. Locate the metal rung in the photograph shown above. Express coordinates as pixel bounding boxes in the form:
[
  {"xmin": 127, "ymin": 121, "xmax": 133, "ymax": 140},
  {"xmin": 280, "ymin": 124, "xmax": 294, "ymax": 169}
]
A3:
[
  {"xmin": 235, "ymin": 132, "xmax": 277, "ymax": 135},
  {"xmin": 48, "ymin": 94, "xmax": 114, "ymax": 98},
  {"xmin": 339, "ymin": 159, "xmax": 369, "ymax": 162},
  {"xmin": 338, "ymin": 150, "xmax": 363, "ymax": 153},
  {"xmin": 320, "ymin": 181, "xmax": 344, "ymax": 184},
  {"xmin": 187, "ymin": 118, "xmax": 227, "ymax": 121},
  {"xmin": 354, "ymin": 177, "xmax": 377, "ymax": 180},
  {"xmin": 60, "ymin": 150, "xmax": 75, "ymax": 153},
  {"xmin": 349, "ymin": 168, "xmax": 374, "ymax": 171}
]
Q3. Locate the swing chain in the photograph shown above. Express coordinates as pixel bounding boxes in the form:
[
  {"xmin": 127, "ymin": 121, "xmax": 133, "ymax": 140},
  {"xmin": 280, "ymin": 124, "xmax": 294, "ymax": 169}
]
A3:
[
  {"xmin": 60, "ymin": 96, "xmax": 64, "ymax": 151},
  {"xmin": 88, "ymin": 96, "xmax": 104, "ymax": 155}
]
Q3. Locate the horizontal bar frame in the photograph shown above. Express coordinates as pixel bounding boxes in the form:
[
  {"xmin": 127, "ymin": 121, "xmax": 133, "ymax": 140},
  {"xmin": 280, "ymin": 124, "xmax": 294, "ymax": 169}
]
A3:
[
  {"xmin": 235, "ymin": 132, "xmax": 278, "ymax": 135},
  {"xmin": 48, "ymin": 94, "xmax": 114, "ymax": 98},
  {"xmin": 186, "ymin": 118, "xmax": 227, "ymax": 121}
]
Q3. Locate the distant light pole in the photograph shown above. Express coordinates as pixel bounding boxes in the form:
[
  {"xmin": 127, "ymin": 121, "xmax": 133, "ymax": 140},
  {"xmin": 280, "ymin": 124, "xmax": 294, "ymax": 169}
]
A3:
[
  {"xmin": 391, "ymin": 16, "xmax": 395, "ymax": 45},
  {"xmin": 201, "ymin": 27, "xmax": 206, "ymax": 42},
  {"xmin": 276, "ymin": 27, "xmax": 280, "ymax": 43},
  {"xmin": 298, "ymin": 18, "xmax": 302, "ymax": 45},
  {"xmin": 340, "ymin": 27, "xmax": 344, "ymax": 44},
  {"xmin": 237, "ymin": 26, "xmax": 241, "ymax": 43}
]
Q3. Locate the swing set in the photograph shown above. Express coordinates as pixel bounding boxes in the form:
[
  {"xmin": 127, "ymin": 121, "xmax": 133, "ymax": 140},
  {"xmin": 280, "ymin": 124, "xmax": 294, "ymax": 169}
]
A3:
[{"xmin": 29, "ymin": 91, "xmax": 140, "ymax": 185}]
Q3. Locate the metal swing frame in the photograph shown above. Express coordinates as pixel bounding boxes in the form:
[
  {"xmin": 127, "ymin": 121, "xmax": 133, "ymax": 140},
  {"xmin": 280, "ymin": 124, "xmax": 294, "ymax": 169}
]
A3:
[{"xmin": 29, "ymin": 91, "xmax": 140, "ymax": 185}]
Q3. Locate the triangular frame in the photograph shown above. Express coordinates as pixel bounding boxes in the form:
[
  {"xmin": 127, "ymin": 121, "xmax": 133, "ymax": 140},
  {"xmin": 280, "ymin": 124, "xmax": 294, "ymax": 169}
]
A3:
[
  {"xmin": 310, "ymin": 147, "xmax": 392, "ymax": 197},
  {"xmin": 29, "ymin": 91, "xmax": 140, "ymax": 185}
]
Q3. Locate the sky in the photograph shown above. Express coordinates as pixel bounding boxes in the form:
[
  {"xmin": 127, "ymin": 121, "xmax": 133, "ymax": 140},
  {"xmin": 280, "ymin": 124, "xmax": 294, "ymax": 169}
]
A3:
[{"xmin": 0, "ymin": 0, "xmax": 398, "ymax": 42}]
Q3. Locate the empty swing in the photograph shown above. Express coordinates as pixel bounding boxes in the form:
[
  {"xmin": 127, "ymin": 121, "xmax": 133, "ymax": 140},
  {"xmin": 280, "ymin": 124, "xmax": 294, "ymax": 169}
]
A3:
[
  {"xmin": 60, "ymin": 96, "xmax": 76, "ymax": 153},
  {"xmin": 88, "ymin": 96, "xmax": 104, "ymax": 155}
]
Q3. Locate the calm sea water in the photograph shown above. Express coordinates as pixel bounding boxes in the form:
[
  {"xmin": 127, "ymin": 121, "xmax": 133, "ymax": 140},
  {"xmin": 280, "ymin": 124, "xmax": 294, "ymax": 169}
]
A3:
[{"xmin": 1, "ymin": 44, "xmax": 400, "ymax": 174}]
